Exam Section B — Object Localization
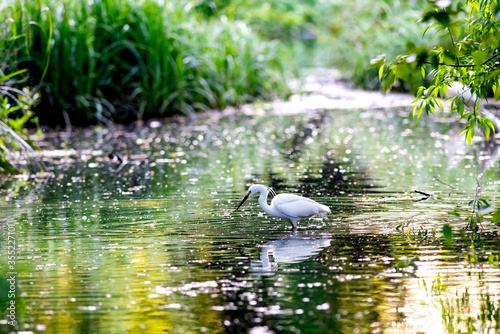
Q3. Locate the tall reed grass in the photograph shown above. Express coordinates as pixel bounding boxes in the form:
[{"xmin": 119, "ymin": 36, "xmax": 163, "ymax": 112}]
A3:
[
  {"xmin": 0, "ymin": 76, "xmax": 44, "ymax": 175},
  {"xmin": 1, "ymin": 0, "xmax": 290, "ymax": 126}
]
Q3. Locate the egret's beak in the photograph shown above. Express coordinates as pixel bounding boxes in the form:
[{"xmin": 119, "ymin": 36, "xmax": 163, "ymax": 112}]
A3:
[{"xmin": 235, "ymin": 192, "xmax": 250, "ymax": 211}]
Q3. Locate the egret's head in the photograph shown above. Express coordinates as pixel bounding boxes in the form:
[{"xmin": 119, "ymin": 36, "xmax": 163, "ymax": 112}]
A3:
[
  {"xmin": 246, "ymin": 184, "xmax": 261, "ymax": 198},
  {"xmin": 236, "ymin": 185, "xmax": 255, "ymax": 211},
  {"xmin": 235, "ymin": 184, "xmax": 274, "ymax": 211}
]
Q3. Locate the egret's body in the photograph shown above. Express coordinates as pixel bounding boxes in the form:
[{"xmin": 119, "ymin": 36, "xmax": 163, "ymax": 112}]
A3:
[{"xmin": 236, "ymin": 184, "xmax": 331, "ymax": 229}]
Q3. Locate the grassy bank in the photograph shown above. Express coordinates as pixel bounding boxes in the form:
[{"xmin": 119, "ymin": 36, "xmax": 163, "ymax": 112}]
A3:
[
  {"xmin": 1, "ymin": 0, "xmax": 437, "ymax": 175},
  {"xmin": 1, "ymin": 0, "xmax": 435, "ymax": 128},
  {"xmin": 1, "ymin": 0, "xmax": 290, "ymax": 127}
]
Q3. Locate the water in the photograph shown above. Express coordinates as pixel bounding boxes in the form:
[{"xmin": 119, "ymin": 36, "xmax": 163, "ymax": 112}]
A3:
[{"xmin": 2, "ymin": 107, "xmax": 500, "ymax": 333}]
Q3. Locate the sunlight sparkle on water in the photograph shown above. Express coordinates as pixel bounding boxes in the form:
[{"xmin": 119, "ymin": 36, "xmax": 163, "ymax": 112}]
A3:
[{"xmin": 2, "ymin": 108, "xmax": 500, "ymax": 333}]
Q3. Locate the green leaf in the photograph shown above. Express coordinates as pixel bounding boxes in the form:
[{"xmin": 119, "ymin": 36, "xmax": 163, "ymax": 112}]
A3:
[
  {"xmin": 492, "ymin": 208, "xmax": 500, "ymax": 224},
  {"xmin": 406, "ymin": 41, "xmax": 416, "ymax": 51},
  {"xmin": 434, "ymin": 11, "xmax": 450, "ymax": 26},
  {"xmin": 416, "ymin": 86, "xmax": 425, "ymax": 97},
  {"xmin": 417, "ymin": 51, "xmax": 428, "ymax": 67},
  {"xmin": 494, "ymin": 83, "xmax": 500, "ymax": 101},
  {"xmin": 442, "ymin": 225, "xmax": 453, "ymax": 244},
  {"xmin": 393, "ymin": 62, "xmax": 412, "ymax": 82},
  {"xmin": 466, "ymin": 128, "xmax": 473, "ymax": 146},
  {"xmin": 471, "ymin": 50, "xmax": 488, "ymax": 67},
  {"xmin": 424, "ymin": 103, "xmax": 431, "ymax": 115},
  {"xmin": 382, "ymin": 71, "xmax": 396, "ymax": 91},
  {"xmin": 0, "ymin": 69, "xmax": 28, "ymax": 83},
  {"xmin": 0, "ymin": 156, "xmax": 20, "ymax": 175},
  {"xmin": 431, "ymin": 54, "xmax": 440, "ymax": 67},
  {"xmin": 437, "ymin": 99, "xmax": 444, "ymax": 111},
  {"xmin": 422, "ymin": 11, "xmax": 435, "ymax": 23},
  {"xmin": 448, "ymin": 23, "xmax": 460, "ymax": 39},
  {"xmin": 429, "ymin": 98, "xmax": 436, "ymax": 108},
  {"xmin": 417, "ymin": 102, "xmax": 424, "ymax": 118}
]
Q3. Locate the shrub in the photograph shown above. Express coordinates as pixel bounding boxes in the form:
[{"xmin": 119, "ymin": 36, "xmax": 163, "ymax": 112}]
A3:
[{"xmin": 0, "ymin": 0, "xmax": 290, "ymax": 126}]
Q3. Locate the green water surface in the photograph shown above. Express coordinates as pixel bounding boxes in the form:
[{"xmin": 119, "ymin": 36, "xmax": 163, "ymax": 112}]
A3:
[{"xmin": 1, "ymin": 107, "xmax": 500, "ymax": 333}]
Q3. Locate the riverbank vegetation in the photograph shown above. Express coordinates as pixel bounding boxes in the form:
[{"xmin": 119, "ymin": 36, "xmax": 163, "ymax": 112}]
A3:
[
  {"xmin": 2, "ymin": 0, "xmax": 486, "ymax": 175},
  {"xmin": 211, "ymin": 0, "xmax": 432, "ymax": 90},
  {"xmin": 1, "ymin": 0, "xmax": 433, "ymax": 128},
  {"xmin": 0, "ymin": 72, "xmax": 43, "ymax": 175},
  {"xmin": 2, "ymin": 0, "xmax": 291, "ymax": 127}
]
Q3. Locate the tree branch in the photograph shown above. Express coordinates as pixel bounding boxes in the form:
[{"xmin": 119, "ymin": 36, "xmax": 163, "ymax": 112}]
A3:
[
  {"xmin": 423, "ymin": 52, "xmax": 500, "ymax": 69},
  {"xmin": 424, "ymin": 61, "xmax": 475, "ymax": 68},
  {"xmin": 448, "ymin": 30, "xmax": 459, "ymax": 67},
  {"xmin": 483, "ymin": 52, "xmax": 500, "ymax": 65}
]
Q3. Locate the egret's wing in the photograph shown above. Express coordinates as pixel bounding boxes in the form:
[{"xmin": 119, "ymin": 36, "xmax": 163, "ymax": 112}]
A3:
[{"xmin": 274, "ymin": 194, "xmax": 328, "ymax": 218}]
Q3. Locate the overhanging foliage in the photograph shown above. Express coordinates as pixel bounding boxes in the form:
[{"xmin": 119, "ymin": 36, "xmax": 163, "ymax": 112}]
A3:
[{"xmin": 376, "ymin": 0, "xmax": 500, "ymax": 145}]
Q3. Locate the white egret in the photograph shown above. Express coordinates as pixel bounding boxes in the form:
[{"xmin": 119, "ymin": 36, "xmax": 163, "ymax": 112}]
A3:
[{"xmin": 235, "ymin": 184, "xmax": 331, "ymax": 229}]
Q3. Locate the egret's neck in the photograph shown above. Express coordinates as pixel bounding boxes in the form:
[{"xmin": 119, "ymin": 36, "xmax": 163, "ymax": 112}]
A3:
[{"xmin": 258, "ymin": 191, "xmax": 272, "ymax": 214}]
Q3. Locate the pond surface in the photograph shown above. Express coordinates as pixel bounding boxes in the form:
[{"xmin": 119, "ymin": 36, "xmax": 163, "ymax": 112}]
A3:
[{"xmin": 2, "ymin": 106, "xmax": 500, "ymax": 333}]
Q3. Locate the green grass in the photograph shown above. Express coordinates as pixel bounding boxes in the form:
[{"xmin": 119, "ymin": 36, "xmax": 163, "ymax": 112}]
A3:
[
  {"xmin": 313, "ymin": 0, "xmax": 430, "ymax": 90},
  {"xmin": 1, "ymin": 0, "xmax": 439, "ymax": 129},
  {"xmin": 0, "ymin": 75, "xmax": 44, "ymax": 175},
  {"xmin": 0, "ymin": 0, "xmax": 290, "ymax": 126},
  {"xmin": 213, "ymin": 0, "xmax": 436, "ymax": 91}
]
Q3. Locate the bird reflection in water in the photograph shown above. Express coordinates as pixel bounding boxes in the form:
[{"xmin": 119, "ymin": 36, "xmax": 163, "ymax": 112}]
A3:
[{"xmin": 250, "ymin": 231, "xmax": 331, "ymax": 275}]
